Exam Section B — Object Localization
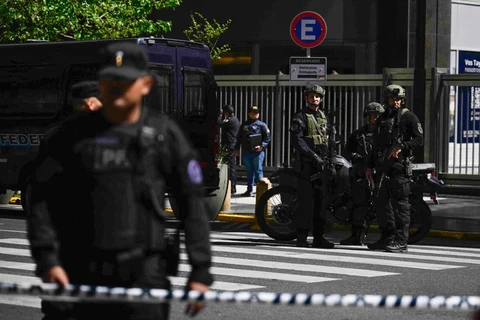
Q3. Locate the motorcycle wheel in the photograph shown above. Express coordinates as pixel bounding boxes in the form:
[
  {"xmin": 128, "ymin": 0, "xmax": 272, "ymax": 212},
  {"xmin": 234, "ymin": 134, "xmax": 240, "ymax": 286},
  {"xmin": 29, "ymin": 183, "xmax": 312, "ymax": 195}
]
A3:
[
  {"xmin": 408, "ymin": 197, "xmax": 432, "ymax": 244},
  {"xmin": 255, "ymin": 186, "xmax": 298, "ymax": 241}
]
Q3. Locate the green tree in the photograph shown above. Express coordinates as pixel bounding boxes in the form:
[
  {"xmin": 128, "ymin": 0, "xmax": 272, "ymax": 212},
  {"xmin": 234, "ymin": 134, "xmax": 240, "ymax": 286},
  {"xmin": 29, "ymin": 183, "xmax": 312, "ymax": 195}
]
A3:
[
  {"xmin": 183, "ymin": 12, "xmax": 231, "ymax": 60},
  {"xmin": 0, "ymin": 0, "xmax": 181, "ymax": 42}
]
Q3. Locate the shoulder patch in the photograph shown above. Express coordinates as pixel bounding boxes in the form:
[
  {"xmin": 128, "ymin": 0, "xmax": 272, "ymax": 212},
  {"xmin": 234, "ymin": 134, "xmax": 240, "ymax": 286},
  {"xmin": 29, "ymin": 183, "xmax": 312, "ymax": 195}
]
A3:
[
  {"xmin": 187, "ymin": 159, "xmax": 203, "ymax": 184},
  {"xmin": 417, "ymin": 123, "xmax": 423, "ymax": 134}
]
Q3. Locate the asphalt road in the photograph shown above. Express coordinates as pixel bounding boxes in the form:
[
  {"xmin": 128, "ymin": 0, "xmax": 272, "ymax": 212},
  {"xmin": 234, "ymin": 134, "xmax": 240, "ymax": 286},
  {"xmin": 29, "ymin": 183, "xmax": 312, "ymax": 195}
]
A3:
[{"xmin": 0, "ymin": 214, "xmax": 479, "ymax": 320}]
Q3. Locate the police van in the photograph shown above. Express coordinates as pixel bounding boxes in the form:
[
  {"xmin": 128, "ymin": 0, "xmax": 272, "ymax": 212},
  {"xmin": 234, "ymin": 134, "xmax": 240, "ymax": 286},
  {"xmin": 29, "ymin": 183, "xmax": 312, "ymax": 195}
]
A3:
[{"xmin": 0, "ymin": 38, "xmax": 227, "ymax": 220}]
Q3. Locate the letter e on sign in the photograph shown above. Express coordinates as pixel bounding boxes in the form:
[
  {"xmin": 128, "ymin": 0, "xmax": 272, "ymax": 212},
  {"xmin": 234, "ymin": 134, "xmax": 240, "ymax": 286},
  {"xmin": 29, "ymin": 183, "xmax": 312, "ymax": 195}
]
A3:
[{"xmin": 290, "ymin": 11, "xmax": 327, "ymax": 49}]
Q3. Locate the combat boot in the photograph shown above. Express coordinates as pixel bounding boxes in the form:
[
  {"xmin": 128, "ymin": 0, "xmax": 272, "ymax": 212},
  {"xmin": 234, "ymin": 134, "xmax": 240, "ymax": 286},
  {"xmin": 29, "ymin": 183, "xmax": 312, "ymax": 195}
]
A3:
[
  {"xmin": 367, "ymin": 235, "xmax": 394, "ymax": 250},
  {"xmin": 296, "ymin": 229, "xmax": 309, "ymax": 247},
  {"xmin": 385, "ymin": 241, "xmax": 408, "ymax": 253},
  {"xmin": 312, "ymin": 236, "xmax": 335, "ymax": 249},
  {"xmin": 339, "ymin": 227, "xmax": 365, "ymax": 245}
]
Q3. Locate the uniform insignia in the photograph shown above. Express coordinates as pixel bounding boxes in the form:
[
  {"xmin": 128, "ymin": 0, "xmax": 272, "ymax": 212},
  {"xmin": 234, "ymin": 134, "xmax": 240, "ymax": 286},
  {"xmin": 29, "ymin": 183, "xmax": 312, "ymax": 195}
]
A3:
[
  {"xmin": 115, "ymin": 51, "xmax": 124, "ymax": 67},
  {"xmin": 187, "ymin": 159, "xmax": 203, "ymax": 184},
  {"xmin": 417, "ymin": 123, "xmax": 423, "ymax": 134}
]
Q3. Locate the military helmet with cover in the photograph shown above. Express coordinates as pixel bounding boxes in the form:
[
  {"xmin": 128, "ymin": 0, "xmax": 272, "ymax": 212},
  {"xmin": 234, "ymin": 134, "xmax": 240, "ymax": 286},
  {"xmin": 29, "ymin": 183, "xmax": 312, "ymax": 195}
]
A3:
[
  {"xmin": 384, "ymin": 84, "xmax": 406, "ymax": 99},
  {"xmin": 304, "ymin": 84, "xmax": 325, "ymax": 98},
  {"xmin": 363, "ymin": 102, "xmax": 385, "ymax": 116}
]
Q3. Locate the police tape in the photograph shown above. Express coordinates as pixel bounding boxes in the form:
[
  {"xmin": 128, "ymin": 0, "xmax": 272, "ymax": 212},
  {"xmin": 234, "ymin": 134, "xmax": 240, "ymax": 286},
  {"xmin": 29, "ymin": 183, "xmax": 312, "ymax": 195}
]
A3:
[{"xmin": 0, "ymin": 282, "xmax": 479, "ymax": 310}]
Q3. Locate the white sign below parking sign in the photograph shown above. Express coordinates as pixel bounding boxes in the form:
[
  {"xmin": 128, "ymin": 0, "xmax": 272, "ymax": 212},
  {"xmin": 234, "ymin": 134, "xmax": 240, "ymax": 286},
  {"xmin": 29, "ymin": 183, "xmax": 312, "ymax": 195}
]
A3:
[{"xmin": 289, "ymin": 56, "xmax": 327, "ymax": 81}]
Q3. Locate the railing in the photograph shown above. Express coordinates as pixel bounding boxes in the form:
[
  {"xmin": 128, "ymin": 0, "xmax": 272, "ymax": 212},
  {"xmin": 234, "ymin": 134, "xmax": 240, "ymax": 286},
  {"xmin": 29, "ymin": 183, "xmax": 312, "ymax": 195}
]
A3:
[{"xmin": 215, "ymin": 70, "xmax": 480, "ymax": 190}]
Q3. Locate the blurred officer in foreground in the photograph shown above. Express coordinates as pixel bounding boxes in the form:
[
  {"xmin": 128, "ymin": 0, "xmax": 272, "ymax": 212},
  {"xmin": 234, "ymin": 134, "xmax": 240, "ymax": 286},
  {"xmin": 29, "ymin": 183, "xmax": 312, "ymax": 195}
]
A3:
[
  {"xmin": 366, "ymin": 84, "xmax": 423, "ymax": 252},
  {"xmin": 22, "ymin": 81, "xmax": 103, "ymax": 213},
  {"xmin": 340, "ymin": 102, "xmax": 384, "ymax": 245},
  {"xmin": 235, "ymin": 105, "xmax": 271, "ymax": 197},
  {"xmin": 218, "ymin": 104, "xmax": 240, "ymax": 195},
  {"xmin": 290, "ymin": 84, "xmax": 335, "ymax": 248},
  {"xmin": 70, "ymin": 80, "xmax": 103, "ymax": 112},
  {"xmin": 27, "ymin": 42, "xmax": 213, "ymax": 320}
]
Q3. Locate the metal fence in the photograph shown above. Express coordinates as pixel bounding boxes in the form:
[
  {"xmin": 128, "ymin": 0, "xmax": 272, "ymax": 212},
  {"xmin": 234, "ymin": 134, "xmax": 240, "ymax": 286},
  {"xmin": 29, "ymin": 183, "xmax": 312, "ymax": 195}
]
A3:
[{"xmin": 215, "ymin": 70, "xmax": 480, "ymax": 182}]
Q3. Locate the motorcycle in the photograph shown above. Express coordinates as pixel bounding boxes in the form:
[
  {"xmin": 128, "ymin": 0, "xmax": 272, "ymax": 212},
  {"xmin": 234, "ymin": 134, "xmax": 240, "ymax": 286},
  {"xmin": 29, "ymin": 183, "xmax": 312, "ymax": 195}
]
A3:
[{"xmin": 254, "ymin": 156, "xmax": 444, "ymax": 244}]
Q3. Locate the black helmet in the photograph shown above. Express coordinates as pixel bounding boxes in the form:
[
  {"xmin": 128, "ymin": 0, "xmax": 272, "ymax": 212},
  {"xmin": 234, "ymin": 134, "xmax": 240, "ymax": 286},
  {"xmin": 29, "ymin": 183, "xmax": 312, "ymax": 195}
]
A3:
[
  {"xmin": 384, "ymin": 84, "xmax": 406, "ymax": 99},
  {"xmin": 304, "ymin": 84, "xmax": 325, "ymax": 98},
  {"xmin": 363, "ymin": 102, "xmax": 385, "ymax": 116}
]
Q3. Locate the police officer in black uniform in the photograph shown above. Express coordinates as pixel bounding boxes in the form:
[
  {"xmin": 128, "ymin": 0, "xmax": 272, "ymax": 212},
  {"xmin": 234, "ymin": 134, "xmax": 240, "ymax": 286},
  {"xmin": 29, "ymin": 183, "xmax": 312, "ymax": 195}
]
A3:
[
  {"xmin": 366, "ymin": 84, "xmax": 424, "ymax": 252},
  {"xmin": 27, "ymin": 42, "xmax": 213, "ymax": 319},
  {"xmin": 340, "ymin": 102, "xmax": 384, "ymax": 245},
  {"xmin": 290, "ymin": 84, "xmax": 335, "ymax": 248},
  {"xmin": 218, "ymin": 104, "xmax": 240, "ymax": 194}
]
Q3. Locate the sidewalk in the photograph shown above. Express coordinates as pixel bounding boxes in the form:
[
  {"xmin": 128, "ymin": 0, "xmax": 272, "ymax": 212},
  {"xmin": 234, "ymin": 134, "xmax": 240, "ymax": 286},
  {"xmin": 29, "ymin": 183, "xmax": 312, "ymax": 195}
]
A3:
[{"xmin": 214, "ymin": 185, "xmax": 480, "ymax": 241}]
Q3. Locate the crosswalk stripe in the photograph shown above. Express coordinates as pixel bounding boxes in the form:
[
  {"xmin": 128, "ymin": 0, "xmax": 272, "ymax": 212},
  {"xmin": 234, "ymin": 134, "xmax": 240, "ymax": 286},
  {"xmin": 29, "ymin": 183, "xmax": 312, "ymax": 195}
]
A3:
[
  {"xmin": 0, "ymin": 260, "xmax": 34, "ymax": 271},
  {"xmin": 406, "ymin": 248, "xmax": 480, "ymax": 258},
  {"xmin": 5, "ymin": 237, "xmax": 480, "ymax": 261},
  {"xmin": 0, "ymin": 247, "xmax": 30, "ymax": 257},
  {"xmin": 0, "ymin": 294, "xmax": 40, "ymax": 308},
  {"xmin": 180, "ymin": 253, "xmax": 398, "ymax": 278},
  {"xmin": 0, "ymin": 238, "xmax": 28, "ymax": 245},
  {"xmin": 169, "ymin": 278, "xmax": 263, "ymax": 291},
  {"xmin": 178, "ymin": 264, "xmax": 338, "ymax": 283},
  {"xmin": 410, "ymin": 245, "xmax": 480, "ymax": 253},
  {"xmin": 211, "ymin": 245, "xmax": 463, "ymax": 270},
  {"xmin": 268, "ymin": 245, "xmax": 480, "ymax": 265}
]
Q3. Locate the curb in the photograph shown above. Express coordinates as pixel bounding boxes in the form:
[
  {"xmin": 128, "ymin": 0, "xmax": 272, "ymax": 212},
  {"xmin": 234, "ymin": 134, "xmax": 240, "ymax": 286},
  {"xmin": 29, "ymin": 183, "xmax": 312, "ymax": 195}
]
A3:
[{"xmin": 215, "ymin": 213, "xmax": 480, "ymax": 241}]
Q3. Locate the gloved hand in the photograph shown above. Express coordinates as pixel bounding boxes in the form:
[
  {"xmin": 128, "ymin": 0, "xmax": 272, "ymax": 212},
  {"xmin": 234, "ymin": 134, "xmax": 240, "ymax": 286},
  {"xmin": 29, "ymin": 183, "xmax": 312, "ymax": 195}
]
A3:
[
  {"xmin": 352, "ymin": 153, "xmax": 363, "ymax": 161},
  {"xmin": 312, "ymin": 154, "xmax": 325, "ymax": 168}
]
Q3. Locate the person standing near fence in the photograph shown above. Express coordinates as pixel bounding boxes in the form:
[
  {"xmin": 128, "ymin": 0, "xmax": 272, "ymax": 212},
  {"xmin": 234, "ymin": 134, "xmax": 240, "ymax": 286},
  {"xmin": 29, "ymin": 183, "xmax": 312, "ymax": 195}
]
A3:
[
  {"xmin": 235, "ymin": 105, "xmax": 271, "ymax": 197},
  {"xmin": 27, "ymin": 42, "xmax": 213, "ymax": 320},
  {"xmin": 366, "ymin": 84, "xmax": 424, "ymax": 252},
  {"xmin": 340, "ymin": 102, "xmax": 384, "ymax": 245},
  {"xmin": 289, "ymin": 84, "xmax": 335, "ymax": 248},
  {"xmin": 218, "ymin": 104, "xmax": 240, "ymax": 195}
]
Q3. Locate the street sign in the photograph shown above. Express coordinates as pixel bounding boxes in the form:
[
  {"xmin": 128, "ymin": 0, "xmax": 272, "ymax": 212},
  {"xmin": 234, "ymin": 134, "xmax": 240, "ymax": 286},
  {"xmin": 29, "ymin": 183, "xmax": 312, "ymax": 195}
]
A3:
[
  {"xmin": 290, "ymin": 11, "xmax": 327, "ymax": 48},
  {"xmin": 289, "ymin": 57, "xmax": 327, "ymax": 81}
]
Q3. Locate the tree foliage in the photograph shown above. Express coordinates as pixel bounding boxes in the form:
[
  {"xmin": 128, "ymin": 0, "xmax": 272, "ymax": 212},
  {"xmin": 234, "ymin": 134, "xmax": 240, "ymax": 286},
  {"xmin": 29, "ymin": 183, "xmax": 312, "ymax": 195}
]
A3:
[
  {"xmin": 183, "ymin": 12, "xmax": 231, "ymax": 60},
  {"xmin": 0, "ymin": 0, "xmax": 182, "ymax": 42}
]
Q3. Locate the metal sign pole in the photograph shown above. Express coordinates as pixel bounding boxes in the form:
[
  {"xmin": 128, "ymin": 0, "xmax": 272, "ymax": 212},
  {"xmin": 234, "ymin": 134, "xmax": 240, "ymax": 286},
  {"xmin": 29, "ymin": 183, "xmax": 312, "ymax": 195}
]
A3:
[{"xmin": 306, "ymin": 48, "xmax": 311, "ymax": 58}]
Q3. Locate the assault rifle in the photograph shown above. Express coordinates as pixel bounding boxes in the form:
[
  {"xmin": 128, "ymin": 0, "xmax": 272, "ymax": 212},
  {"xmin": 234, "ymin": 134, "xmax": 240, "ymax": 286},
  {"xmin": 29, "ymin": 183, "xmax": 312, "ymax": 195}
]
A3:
[{"xmin": 374, "ymin": 142, "xmax": 406, "ymax": 198}]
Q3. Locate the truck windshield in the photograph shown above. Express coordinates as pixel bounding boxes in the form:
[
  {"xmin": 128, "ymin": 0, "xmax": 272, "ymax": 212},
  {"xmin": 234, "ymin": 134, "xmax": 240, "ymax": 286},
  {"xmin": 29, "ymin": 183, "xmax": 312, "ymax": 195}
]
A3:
[{"xmin": 0, "ymin": 65, "xmax": 62, "ymax": 118}]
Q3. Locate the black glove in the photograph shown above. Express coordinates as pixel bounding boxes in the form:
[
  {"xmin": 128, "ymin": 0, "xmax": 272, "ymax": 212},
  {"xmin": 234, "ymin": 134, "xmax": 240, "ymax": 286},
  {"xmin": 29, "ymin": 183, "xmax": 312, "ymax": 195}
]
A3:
[
  {"xmin": 312, "ymin": 154, "xmax": 325, "ymax": 167},
  {"xmin": 352, "ymin": 153, "xmax": 363, "ymax": 161}
]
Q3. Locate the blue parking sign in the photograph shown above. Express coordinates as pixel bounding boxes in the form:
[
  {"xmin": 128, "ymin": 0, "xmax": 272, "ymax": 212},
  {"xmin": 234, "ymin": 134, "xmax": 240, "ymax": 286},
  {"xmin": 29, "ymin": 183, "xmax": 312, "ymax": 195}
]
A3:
[{"xmin": 290, "ymin": 11, "xmax": 327, "ymax": 49}]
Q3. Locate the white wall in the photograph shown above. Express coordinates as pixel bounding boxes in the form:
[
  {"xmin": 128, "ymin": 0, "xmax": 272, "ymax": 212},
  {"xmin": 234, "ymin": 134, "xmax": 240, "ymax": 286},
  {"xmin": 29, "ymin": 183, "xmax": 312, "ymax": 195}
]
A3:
[{"xmin": 451, "ymin": 1, "xmax": 480, "ymax": 52}]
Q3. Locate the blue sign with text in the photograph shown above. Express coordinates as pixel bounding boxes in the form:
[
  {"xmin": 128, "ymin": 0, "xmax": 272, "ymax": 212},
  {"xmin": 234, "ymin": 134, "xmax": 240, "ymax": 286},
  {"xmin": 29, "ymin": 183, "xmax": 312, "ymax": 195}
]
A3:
[{"xmin": 457, "ymin": 51, "xmax": 480, "ymax": 143}]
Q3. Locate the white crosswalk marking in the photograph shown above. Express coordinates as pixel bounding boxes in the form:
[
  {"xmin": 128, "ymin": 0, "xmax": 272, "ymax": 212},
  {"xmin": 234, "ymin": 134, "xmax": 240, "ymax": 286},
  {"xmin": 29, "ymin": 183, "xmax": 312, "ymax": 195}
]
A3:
[{"xmin": 0, "ymin": 231, "xmax": 479, "ymax": 310}]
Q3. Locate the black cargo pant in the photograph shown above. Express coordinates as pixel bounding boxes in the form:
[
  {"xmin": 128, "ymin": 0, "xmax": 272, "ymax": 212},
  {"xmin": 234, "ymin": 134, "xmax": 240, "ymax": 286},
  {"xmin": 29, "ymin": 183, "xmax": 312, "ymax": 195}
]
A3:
[
  {"xmin": 292, "ymin": 161, "xmax": 328, "ymax": 237},
  {"xmin": 374, "ymin": 170, "xmax": 411, "ymax": 244},
  {"xmin": 350, "ymin": 176, "xmax": 370, "ymax": 228},
  {"xmin": 41, "ymin": 252, "xmax": 171, "ymax": 320},
  {"xmin": 224, "ymin": 149, "xmax": 237, "ymax": 193}
]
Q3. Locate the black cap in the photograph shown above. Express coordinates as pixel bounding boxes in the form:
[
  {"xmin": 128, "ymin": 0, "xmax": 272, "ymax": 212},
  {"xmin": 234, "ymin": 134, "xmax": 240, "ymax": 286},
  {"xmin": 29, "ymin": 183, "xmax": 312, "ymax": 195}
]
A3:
[
  {"xmin": 248, "ymin": 105, "xmax": 260, "ymax": 113},
  {"xmin": 98, "ymin": 42, "xmax": 149, "ymax": 81},
  {"xmin": 70, "ymin": 81, "xmax": 100, "ymax": 106},
  {"xmin": 222, "ymin": 105, "xmax": 234, "ymax": 114}
]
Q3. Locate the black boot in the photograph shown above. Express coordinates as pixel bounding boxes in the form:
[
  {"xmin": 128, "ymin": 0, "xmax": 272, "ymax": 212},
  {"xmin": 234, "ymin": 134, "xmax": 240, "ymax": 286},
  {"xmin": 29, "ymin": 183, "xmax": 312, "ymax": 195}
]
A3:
[
  {"xmin": 367, "ymin": 234, "xmax": 394, "ymax": 250},
  {"xmin": 312, "ymin": 235, "xmax": 335, "ymax": 249},
  {"xmin": 340, "ymin": 227, "xmax": 365, "ymax": 245},
  {"xmin": 296, "ymin": 229, "xmax": 309, "ymax": 247}
]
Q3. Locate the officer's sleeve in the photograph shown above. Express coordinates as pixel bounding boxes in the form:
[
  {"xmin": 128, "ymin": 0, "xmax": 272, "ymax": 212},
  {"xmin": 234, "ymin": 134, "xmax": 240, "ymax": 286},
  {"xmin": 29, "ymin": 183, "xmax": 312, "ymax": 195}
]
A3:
[
  {"xmin": 402, "ymin": 112, "xmax": 424, "ymax": 151},
  {"xmin": 290, "ymin": 113, "xmax": 315, "ymax": 158},
  {"xmin": 343, "ymin": 132, "xmax": 358, "ymax": 161},
  {"xmin": 164, "ymin": 119, "xmax": 213, "ymax": 286},
  {"xmin": 261, "ymin": 122, "xmax": 271, "ymax": 148},
  {"xmin": 27, "ymin": 132, "xmax": 64, "ymax": 277}
]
